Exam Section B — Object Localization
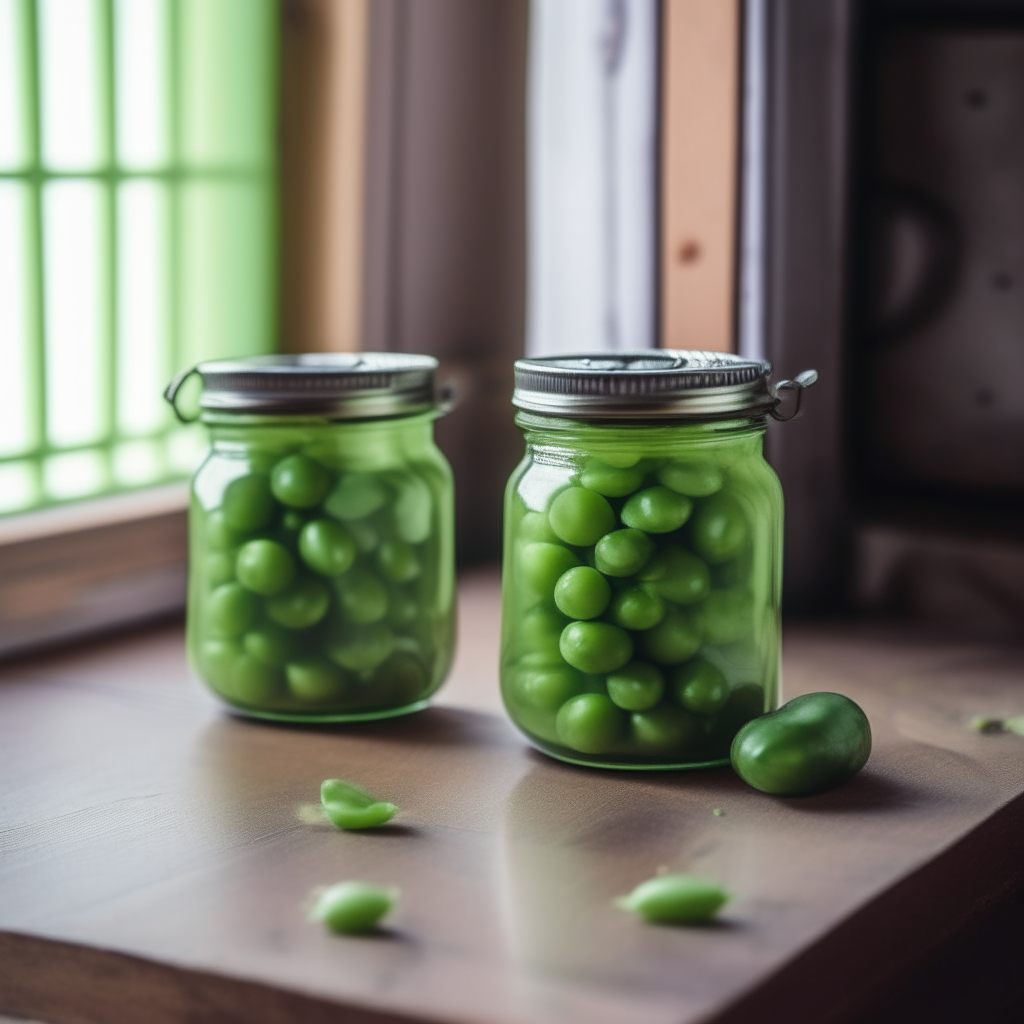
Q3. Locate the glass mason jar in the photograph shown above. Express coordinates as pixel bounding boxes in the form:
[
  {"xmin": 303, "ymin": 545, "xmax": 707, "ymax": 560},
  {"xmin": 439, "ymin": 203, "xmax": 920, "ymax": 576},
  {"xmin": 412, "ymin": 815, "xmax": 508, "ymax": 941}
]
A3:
[
  {"xmin": 165, "ymin": 354, "xmax": 455, "ymax": 722},
  {"xmin": 500, "ymin": 352, "xmax": 816, "ymax": 769}
]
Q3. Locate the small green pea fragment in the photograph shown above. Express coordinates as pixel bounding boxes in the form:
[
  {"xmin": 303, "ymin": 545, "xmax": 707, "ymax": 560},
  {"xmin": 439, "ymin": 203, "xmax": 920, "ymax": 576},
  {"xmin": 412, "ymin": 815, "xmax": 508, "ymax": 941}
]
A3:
[
  {"xmin": 309, "ymin": 881, "xmax": 396, "ymax": 934},
  {"xmin": 617, "ymin": 873, "xmax": 730, "ymax": 925},
  {"xmin": 321, "ymin": 778, "xmax": 398, "ymax": 830},
  {"xmin": 712, "ymin": 808, "xmax": 724, "ymax": 817},
  {"xmin": 1006, "ymin": 716, "xmax": 1024, "ymax": 737},
  {"xmin": 970, "ymin": 715, "xmax": 1005, "ymax": 734}
]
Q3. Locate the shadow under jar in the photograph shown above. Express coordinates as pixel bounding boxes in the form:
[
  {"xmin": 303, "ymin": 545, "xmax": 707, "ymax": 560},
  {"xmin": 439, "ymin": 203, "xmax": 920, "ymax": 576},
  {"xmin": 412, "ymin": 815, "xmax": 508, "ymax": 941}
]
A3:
[
  {"xmin": 167, "ymin": 354, "xmax": 455, "ymax": 722},
  {"xmin": 500, "ymin": 352, "xmax": 816, "ymax": 769}
]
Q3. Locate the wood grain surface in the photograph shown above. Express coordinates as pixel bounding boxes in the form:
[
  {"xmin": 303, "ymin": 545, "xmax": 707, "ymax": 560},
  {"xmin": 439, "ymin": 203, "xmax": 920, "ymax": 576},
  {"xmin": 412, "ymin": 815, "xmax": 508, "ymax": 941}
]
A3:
[{"xmin": 1, "ymin": 568, "xmax": 1023, "ymax": 1024}]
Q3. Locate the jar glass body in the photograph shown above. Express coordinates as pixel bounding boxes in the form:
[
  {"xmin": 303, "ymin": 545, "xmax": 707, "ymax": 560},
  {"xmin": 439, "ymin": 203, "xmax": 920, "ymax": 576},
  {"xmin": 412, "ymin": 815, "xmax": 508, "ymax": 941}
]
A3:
[
  {"xmin": 500, "ymin": 412, "xmax": 782, "ymax": 769},
  {"xmin": 187, "ymin": 410, "xmax": 455, "ymax": 721}
]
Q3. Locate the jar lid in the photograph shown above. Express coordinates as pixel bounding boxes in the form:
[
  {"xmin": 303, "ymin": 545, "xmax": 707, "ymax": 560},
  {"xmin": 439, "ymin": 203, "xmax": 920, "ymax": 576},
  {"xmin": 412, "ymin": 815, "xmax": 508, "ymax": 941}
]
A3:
[
  {"xmin": 513, "ymin": 350, "xmax": 813, "ymax": 420},
  {"xmin": 165, "ymin": 353, "xmax": 439, "ymax": 421}
]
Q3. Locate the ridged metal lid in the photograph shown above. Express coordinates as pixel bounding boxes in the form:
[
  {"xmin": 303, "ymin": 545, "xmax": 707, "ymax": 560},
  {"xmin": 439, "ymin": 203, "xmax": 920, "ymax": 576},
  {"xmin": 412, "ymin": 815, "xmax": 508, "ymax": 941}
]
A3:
[
  {"xmin": 513, "ymin": 350, "xmax": 778, "ymax": 420},
  {"xmin": 166, "ymin": 353, "xmax": 439, "ymax": 420}
]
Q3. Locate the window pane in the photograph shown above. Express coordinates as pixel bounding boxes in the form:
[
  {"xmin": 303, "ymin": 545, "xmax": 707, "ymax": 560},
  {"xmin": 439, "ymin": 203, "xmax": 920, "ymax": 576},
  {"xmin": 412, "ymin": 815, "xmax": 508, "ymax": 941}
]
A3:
[
  {"xmin": 0, "ymin": 0, "xmax": 31, "ymax": 171},
  {"xmin": 0, "ymin": 182, "xmax": 34, "ymax": 456},
  {"xmin": 43, "ymin": 448, "xmax": 107, "ymax": 500}
]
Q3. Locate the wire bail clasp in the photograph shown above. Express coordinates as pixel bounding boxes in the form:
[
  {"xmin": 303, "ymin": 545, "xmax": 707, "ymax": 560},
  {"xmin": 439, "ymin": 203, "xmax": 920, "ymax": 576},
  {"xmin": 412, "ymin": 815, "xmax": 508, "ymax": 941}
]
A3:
[
  {"xmin": 769, "ymin": 369, "xmax": 818, "ymax": 422},
  {"xmin": 163, "ymin": 364, "xmax": 201, "ymax": 424}
]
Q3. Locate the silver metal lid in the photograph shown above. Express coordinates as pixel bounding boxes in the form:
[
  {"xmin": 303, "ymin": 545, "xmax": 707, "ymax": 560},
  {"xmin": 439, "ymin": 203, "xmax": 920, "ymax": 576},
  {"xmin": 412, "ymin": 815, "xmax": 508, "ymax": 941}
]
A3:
[
  {"xmin": 165, "ymin": 353, "xmax": 439, "ymax": 421},
  {"xmin": 513, "ymin": 350, "xmax": 812, "ymax": 420}
]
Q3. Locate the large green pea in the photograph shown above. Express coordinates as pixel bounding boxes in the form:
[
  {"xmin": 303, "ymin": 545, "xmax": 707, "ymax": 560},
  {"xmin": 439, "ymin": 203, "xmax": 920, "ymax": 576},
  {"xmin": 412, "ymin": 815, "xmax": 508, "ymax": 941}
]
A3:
[
  {"xmin": 553, "ymin": 566, "xmax": 611, "ymax": 620},
  {"xmin": 731, "ymin": 692, "xmax": 871, "ymax": 796},
  {"xmin": 617, "ymin": 874, "xmax": 730, "ymax": 924},
  {"xmin": 518, "ymin": 607, "xmax": 569, "ymax": 663},
  {"xmin": 287, "ymin": 657, "xmax": 347, "ymax": 702},
  {"xmin": 221, "ymin": 473, "xmax": 275, "ymax": 533},
  {"xmin": 579, "ymin": 460, "xmax": 645, "ymax": 497},
  {"xmin": 298, "ymin": 518, "xmax": 357, "ymax": 577},
  {"xmin": 327, "ymin": 623, "xmax": 395, "ymax": 671},
  {"xmin": 511, "ymin": 664, "xmax": 584, "ymax": 712},
  {"xmin": 206, "ymin": 510, "xmax": 241, "ymax": 550},
  {"xmin": 518, "ymin": 511, "xmax": 557, "ymax": 543},
  {"xmin": 559, "ymin": 621, "xmax": 633, "ymax": 674},
  {"xmin": 336, "ymin": 568, "xmax": 388, "ymax": 624},
  {"xmin": 673, "ymin": 658, "xmax": 728, "ymax": 715},
  {"xmin": 347, "ymin": 519, "xmax": 378, "ymax": 554},
  {"xmin": 243, "ymin": 624, "xmax": 294, "ymax": 667},
  {"xmin": 267, "ymin": 577, "xmax": 331, "ymax": 629},
  {"xmin": 235, "ymin": 539, "xmax": 296, "ymax": 596},
  {"xmin": 639, "ymin": 546, "xmax": 711, "ymax": 605},
  {"xmin": 690, "ymin": 494, "xmax": 748, "ymax": 564},
  {"xmin": 391, "ymin": 473, "xmax": 433, "ymax": 544},
  {"xmin": 519, "ymin": 542, "xmax": 580, "ymax": 596},
  {"xmin": 232, "ymin": 655, "xmax": 283, "ymax": 705},
  {"xmin": 201, "ymin": 638, "xmax": 239, "ymax": 691},
  {"xmin": 606, "ymin": 661, "xmax": 664, "ymax": 711},
  {"xmin": 310, "ymin": 881, "xmax": 395, "ymax": 934},
  {"xmin": 621, "ymin": 486, "xmax": 693, "ymax": 534},
  {"xmin": 639, "ymin": 607, "xmax": 702, "ymax": 665},
  {"xmin": 208, "ymin": 582, "xmax": 259, "ymax": 638},
  {"xmin": 555, "ymin": 693, "xmax": 624, "ymax": 753},
  {"xmin": 377, "ymin": 540, "xmax": 421, "ymax": 583},
  {"xmin": 699, "ymin": 589, "xmax": 753, "ymax": 644},
  {"xmin": 270, "ymin": 454, "xmax": 332, "ymax": 509},
  {"xmin": 548, "ymin": 487, "xmax": 615, "ymax": 547},
  {"xmin": 206, "ymin": 550, "xmax": 236, "ymax": 588},
  {"xmin": 386, "ymin": 588, "xmax": 419, "ymax": 628},
  {"xmin": 325, "ymin": 473, "xmax": 390, "ymax": 521},
  {"xmin": 631, "ymin": 706, "xmax": 700, "ymax": 754},
  {"xmin": 373, "ymin": 652, "xmax": 429, "ymax": 706},
  {"xmin": 657, "ymin": 461, "xmax": 724, "ymax": 498},
  {"xmin": 594, "ymin": 528, "xmax": 654, "ymax": 577},
  {"xmin": 609, "ymin": 586, "xmax": 665, "ymax": 631}
]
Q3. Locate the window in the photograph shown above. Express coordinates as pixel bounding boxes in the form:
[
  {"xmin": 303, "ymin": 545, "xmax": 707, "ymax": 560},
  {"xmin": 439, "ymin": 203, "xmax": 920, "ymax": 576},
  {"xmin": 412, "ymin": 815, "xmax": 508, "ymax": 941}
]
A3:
[{"xmin": 0, "ymin": 0, "xmax": 278, "ymax": 516}]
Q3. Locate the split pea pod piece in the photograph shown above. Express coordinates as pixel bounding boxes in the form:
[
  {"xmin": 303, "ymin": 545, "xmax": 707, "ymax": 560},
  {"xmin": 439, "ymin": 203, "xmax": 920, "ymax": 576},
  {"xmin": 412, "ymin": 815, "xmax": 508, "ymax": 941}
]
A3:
[
  {"xmin": 321, "ymin": 778, "xmax": 399, "ymax": 829},
  {"xmin": 617, "ymin": 873, "xmax": 730, "ymax": 924},
  {"xmin": 309, "ymin": 880, "xmax": 396, "ymax": 934}
]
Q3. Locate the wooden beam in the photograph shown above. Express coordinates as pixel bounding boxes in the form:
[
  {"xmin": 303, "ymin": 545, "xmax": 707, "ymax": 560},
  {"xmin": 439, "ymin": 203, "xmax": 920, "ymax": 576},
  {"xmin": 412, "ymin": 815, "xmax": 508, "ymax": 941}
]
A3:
[{"xmin": 660, "ymin": 0, "xmax": 740, "ymax": 352}]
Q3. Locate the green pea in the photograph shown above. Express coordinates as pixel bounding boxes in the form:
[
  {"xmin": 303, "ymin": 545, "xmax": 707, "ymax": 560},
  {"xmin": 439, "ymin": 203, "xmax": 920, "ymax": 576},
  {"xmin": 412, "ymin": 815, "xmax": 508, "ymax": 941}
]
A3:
[
  {"xmin": 286, "ymin": 656, "xmax": 346, "ymax": 702},
  {"xmin": 657, "ymin": 461, "xmax": 724, "ymax": 498},
  {"xmin": 559, "ymin": 621, "xmax": 633, "ymax": 674},
  {"xmin": 548, "ymin": 487, "xmax": 616, "ymax": 547},
  {"xmin": 281, "ymin": 509, "xmax": 307, "ymax": 535},
  {"xmin": 555, "ymin": 693, "xmax": 624, "ymax": 753},
  {"xmin": 299, "ymin": 519, "xmax": 357, "ymax": 577},
  {"xmin": 267, "ymin": 577, "xmax": 331, "ymax": 629},
  {"xmin": 206, "ymin": 510, "xmax": 241, "ymax": 550},
  {"xmin": 631, "ymin": 706, "xmax": 699, "ymax": 753},
  {"xmin": 373, "ymin": 652, "xmax": 429, "ymax": 706},
  {"xmin": 579, "ymin": 459, "xmax": 645, "ymax": 497},
  {"xmin": 617, "ymin": 874, "xmax": 730, "ymax": 924},
  {"xmin": 597, "ymin": 451, "xmax": 642, "ymax": 468},
  {"xmin": 637, "ymin": 545, "xmax": 710, "ymax": 605},
  {"xmin": 731, "ymin": 692, "xmax": 872, "ymax": 796},
  {"xmin": 621, "ymin": 486, "xmax": 693, "ymax": 534},
  {"xmin": 519, "ymin": 542, "xmax": 580, "ymax": 597},
  {"xmin": 606, "ymin": 661, "xmax": 664, "ymax": 711},
  {"xmin": 232, "ymin": 654, "xmax": 283, "ymax": 704},
  {"xmin": 336, "ymin": 568, "xmax": 388, "ymax": 624},
  {"xmin": 206, "ymin": 550, "xmax": 236, "ymax": 588},
  {"xmin": 609, "ymin": 586, "xmax": 665, "ymax": 631},
  {"xmin": 699, "ymin": 589, "xmax": 753, "ymax": 644},
  {"xmin": 242, "ymin": 624, "xmax": 294, "ymax": 667},
  {"xmin": 639, "ymin": 607, "xmax": 702, "ymax": 665},
  {"xmin": 391, "ymin": 473, "xmax": 432, "ymax": 544},
  {"xmin": 270, "ymin": 454, "xmax": 332, "ymax": 509},
  {"xmin": 221, "ymin": 473, "xmax": 275, "ymax": 532},
  {"xmin": 518, "ymin": 510, "xmax": 557, "ymax": 542},
  {"xmin": 377, "ymin": 540, "xmax": 421, "ymax": 583},
  {"xmin": 325, "ymin": 472, "xmax": 390, "ymax": 521},
  {"xmin": 594, "ymin": 528, "xmax": 654, "ymax": 577},
  {"xmin": 553, "ymin": 566, "xmax": 611, "ymax": 620},
  {"xmin": 208, "ymin": 582, "xmax": 259, "ymax": 638},
  {"xmin": 690, "ymin": 494, "xmax": 748, "ymax": 564},
  {"xmin": 673, "ymin": 658, "xmax": 728, "ymax": 715},
  {"xmin": 386, "ymin": 588, "xmax": 419, "ymax": 628},
  {"xmin": 201, "ymin": 638, "xmax": 239, "ymax": 690},
  {"xmin": 320, "ymin": 779, "xmax": 398, "ymax": 830},
  {"xmin": 235, "ymin": 539, "xmax": 296, "ymax": 596},
  {"xmin": 327, "ymin": 623, "xmax": 395, "ymax": 671},
  {"xmin": 347, "ymin": 518, "xmax": 379, "ymax": 554},
  {"xmin": 511, "ymin": 665, "xmax": 584, "ymax": 712},
  {"xmin": 517, "ymin": 607, "xmax": 569, "ymax": 663},
  {"xmin": 309, "ymin": 880, "xmax": 396, "ymax": 934}
]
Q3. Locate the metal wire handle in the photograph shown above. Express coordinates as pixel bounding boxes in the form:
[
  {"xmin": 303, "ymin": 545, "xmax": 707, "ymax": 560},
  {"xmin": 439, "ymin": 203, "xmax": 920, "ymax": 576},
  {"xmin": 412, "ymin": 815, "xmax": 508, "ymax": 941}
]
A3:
[
  {"xmin": 163, "ymin": 364, "xmax": 201, "ymax": 424},
  {"xmin": 769, "ymin": 369, "xmax": 819, "ymax": 422}
]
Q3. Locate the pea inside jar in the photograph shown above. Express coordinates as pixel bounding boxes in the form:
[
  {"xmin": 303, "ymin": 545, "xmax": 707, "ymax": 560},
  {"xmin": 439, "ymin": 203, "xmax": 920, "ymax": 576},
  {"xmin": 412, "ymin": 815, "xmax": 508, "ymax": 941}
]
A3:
[
  {"xmin": 170, "ymin": 354, "xmax": 455, "ymax": 722},
  {"xmin": 500, "ymin": 352, "xmax": 814, "ymax": 769}
]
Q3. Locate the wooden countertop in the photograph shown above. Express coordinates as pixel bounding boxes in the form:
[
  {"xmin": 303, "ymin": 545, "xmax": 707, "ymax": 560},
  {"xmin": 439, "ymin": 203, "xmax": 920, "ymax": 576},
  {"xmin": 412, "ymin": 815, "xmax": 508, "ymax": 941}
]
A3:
[{"xmin": 1, "ymin": 567, "xmax": 1023, "ymax": 1024}]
